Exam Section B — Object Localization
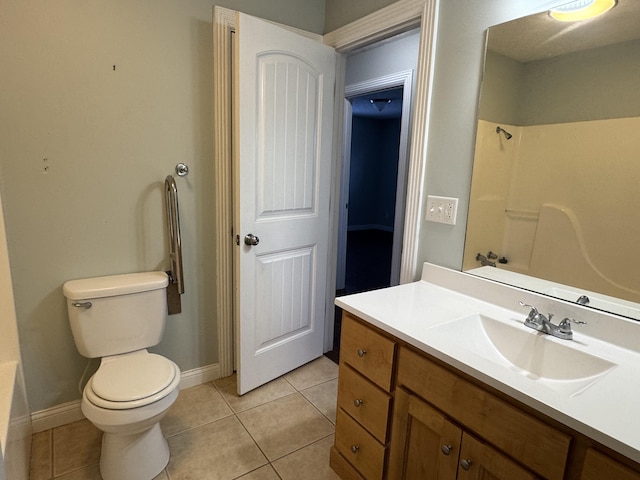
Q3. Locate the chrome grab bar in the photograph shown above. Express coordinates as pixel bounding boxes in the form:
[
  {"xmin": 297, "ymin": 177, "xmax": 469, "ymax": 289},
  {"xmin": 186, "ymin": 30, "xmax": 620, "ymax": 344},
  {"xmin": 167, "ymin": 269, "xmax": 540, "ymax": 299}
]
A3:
[{"xmin": 165, "ymin": 175, "xmax": 184, "ymax": 294}]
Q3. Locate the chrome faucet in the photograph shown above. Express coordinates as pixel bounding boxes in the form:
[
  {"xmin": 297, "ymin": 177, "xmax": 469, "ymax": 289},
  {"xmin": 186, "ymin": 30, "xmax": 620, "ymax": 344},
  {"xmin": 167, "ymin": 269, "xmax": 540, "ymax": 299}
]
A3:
[
  {"xmin": 576, "ymin": 295, "xmax": 590, "ymax": 305},
  {"xmin": 518, "ymin": 301, "xmax": 586, "ymax": 340},
  {"xmin": 475, "ymin": 253, "xmax": 496, "ymax": 267}
]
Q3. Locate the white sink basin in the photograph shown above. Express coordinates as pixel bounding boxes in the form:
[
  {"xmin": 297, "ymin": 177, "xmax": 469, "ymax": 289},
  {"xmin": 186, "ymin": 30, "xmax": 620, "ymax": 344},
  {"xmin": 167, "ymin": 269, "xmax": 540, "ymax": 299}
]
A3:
[{"xmin": 428, "ymin": 314, "xmax": 616, "ymax": 396}]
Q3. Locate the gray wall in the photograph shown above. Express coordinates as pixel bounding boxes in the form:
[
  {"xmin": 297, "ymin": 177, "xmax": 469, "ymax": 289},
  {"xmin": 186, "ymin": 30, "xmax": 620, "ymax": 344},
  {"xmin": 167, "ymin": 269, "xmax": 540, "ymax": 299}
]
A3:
[
  {"xmin": 216, "ymin": 0, "xmax": 325, "ymax": 33},
  {"xmin": 482, "ymin": 39, "xmax": 640, "ymax": 125},
  {"xmin": 518, "ymin": 38, "xmax": 640, "ymax": 125},
  {"xmin": 0, "ymin": 0, "xmax": 326, "ymax": 414},
  {"xmin": 0, "ymin": 0, "xmax": 582, "ymax": 413},
  {"xmin": 416, "ymin": 0, "xmax": 564, "ymax": 274},
  {"xmin": 345, "ymin": 29, "xmax": 420, "ymax": 86},
  {"xmin": 478, "ymin": 51, "xmax": 523, "ymax": 126},
  {"xmin": 324, "ymin": 0, "xmax": 397, "ymax": 32}
]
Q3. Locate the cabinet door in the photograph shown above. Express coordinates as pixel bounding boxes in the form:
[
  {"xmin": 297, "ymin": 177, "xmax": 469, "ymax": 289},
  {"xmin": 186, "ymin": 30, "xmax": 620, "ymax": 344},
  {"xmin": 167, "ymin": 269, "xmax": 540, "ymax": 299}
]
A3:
[
  {"xmin": 580, "ymin": 449, "xmax": 640, "ymax": 480},
  {"xmin": 457, "ymin": 433, "xmax": 539, "ymax": 480},
  {"xmin": 388, "ymin": 387, "xmax": 462, "ymax": 479}
]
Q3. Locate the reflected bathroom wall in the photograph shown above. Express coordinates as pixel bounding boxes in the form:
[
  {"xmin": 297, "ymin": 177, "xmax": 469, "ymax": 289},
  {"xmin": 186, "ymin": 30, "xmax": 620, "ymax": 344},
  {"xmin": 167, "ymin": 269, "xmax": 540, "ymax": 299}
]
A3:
[
  {"xmin": 465, "ymin": 19, "xmax": 640, "ymax": 308},
  {"xmin": 465, "ymin": 116, "xmax": 640, "ymax": 303}
]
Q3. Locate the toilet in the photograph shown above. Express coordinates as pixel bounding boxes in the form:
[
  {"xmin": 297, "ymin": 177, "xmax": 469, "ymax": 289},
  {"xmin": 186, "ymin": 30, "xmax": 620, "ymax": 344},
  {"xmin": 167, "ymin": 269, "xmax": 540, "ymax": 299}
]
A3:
[{"xmin": 63, "ymin": 271, "xmax": 180, "ymax": 480}]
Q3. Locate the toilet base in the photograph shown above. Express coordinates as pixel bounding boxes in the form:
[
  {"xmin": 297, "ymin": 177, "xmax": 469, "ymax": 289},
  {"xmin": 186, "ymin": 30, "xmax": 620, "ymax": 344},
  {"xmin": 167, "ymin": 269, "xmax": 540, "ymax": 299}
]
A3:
[{"xmin": 99, "ymin": 422, "xmax": 169, "ymax": 480}]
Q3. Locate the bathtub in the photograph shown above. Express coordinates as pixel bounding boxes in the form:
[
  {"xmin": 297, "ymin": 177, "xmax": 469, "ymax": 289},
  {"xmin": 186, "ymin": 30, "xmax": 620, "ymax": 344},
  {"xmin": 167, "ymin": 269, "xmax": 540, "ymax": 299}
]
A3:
[{"xmin": 0, "ymin": 361, "xmax": 31, "ymax": 480}]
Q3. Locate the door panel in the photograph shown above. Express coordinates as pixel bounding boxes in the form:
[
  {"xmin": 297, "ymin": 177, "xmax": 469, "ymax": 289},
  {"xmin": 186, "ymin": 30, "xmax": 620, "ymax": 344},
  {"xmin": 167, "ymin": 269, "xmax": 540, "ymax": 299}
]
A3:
[
  {"xmin": 254, "ymin": 247, "xmax": 314, "ymax": 351},
  {"xmin": 389, "ymin": 387, "xmax": 462, "ymax": 479},
  {"xmin": 235, "ymin": 12, "xmax": 335, "ymax": 394}
]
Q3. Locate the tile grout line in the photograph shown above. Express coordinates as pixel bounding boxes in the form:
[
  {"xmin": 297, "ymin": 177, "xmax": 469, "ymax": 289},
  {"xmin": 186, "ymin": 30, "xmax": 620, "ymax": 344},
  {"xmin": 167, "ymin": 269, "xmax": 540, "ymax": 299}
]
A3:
[
  {"xmin": 39, "ymin": 366, "xmax": 339, "ymax": 480},
  {"xmin": 217, "ymin": 376, "xmax": 336, "ymax": 479},
  {"xmin": 211, "ymin": 378, "xmax": 278, "ymax": 478}
]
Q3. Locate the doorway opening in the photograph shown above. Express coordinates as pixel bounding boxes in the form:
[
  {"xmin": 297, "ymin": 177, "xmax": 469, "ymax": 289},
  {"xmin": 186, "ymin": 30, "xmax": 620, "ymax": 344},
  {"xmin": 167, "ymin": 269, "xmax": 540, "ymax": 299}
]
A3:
[
  {"xmin": 326, "ymin": 88, "xmax": 406, "ymax": 364},
  {"xmin": 343, "ymin": 87, "xmax": 404, "ymax": 295}
]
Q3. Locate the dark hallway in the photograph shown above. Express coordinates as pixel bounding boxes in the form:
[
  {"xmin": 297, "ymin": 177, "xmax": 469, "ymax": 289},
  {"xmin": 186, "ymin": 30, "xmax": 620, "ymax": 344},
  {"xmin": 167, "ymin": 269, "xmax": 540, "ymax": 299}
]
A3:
[{"xmin": 326, "ymin": 229, "xmax": 393, "ymax": 364}]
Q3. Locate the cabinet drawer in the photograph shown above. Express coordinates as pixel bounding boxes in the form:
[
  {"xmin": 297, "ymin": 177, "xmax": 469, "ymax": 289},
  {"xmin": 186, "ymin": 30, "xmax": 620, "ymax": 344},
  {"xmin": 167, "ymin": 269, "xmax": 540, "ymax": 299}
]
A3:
[
  {"xmin": 341, "ymin": 312, "xmax": 396, "ymax": 391},
  {"xmin": 338, "ymin": 364, "xmax": 392, "ymax": 443},
  {"xmin": 581, "ymin": 449, "xmax": 640, "ymax": 480},
  {"xmin": 335, "ymin": 408, "xmax": 386, "ymax": 480},
  {"xmin": 398, "ymin": 346, "xmax": 570, "ymax": 480}
]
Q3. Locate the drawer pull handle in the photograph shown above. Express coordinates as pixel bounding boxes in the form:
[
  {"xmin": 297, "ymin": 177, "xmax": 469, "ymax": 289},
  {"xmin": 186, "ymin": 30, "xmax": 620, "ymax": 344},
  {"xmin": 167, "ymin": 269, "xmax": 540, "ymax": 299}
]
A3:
[
  {"xmin": 354, "ymin": 399, "xmax": 363, "ymax": 407},
  {"xmin": 357, "ymin": 348, "xmax": 367, "ymax": 357},
  {"xmin": 460, "ymin": 459, "xmax": 472, "ymax": 470},
  {"xmin": 351, "ymin": 445, "xmax": 360, "ymax": 454},
  {"xmin": 441, "ymin": 444, "xmax": 452, "ymax": 455}
]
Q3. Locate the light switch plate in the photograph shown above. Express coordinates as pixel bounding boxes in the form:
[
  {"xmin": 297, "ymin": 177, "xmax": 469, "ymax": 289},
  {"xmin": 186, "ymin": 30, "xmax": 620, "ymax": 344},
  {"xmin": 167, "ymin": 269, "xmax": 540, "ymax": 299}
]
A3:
[{"xmin": 426, "ymin": 195, "xmax": 458, "ymax": 225}]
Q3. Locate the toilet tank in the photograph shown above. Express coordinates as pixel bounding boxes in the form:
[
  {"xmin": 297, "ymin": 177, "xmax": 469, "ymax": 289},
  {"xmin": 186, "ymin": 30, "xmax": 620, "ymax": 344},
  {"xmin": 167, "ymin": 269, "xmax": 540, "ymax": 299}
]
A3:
[{"xmin": 63, "ymin": 272, "xmax": 169, "ymax": 358}]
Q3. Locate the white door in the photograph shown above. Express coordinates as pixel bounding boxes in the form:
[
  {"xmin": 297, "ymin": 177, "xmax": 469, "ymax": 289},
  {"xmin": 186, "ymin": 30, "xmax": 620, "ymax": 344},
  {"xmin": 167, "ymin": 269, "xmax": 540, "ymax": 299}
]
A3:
[{"xmin": 234, "ymin": 13, "xmax": 336, "ymax": 394}]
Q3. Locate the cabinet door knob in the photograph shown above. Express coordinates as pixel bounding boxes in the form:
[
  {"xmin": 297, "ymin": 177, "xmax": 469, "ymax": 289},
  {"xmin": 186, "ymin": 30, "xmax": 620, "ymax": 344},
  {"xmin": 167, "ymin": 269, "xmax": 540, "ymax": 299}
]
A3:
[
  {"xmin": 357, "ymin": 348, "xmax": 367, "ymax": 357},
  {"xmin": 350, "ymin": 445, "xmax": 360, "ymax": 454},
  {"xmin": 441, "ymin": 444, "xmax": 452, "ymax": 455},
  {"xmin": 354, "ymin": 399, "xmax": 363, "ymax": 407},
  {"xmin": 460, "ymin": 458, "xmax": 472, "ymax": 470}
]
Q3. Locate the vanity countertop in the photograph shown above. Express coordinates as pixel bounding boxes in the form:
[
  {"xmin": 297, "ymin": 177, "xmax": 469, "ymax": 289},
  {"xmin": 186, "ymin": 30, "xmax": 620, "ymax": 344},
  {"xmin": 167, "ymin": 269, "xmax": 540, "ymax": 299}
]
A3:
[{"xmin": 335, "ymin": 263, "xmax": 640, "ymax": 463}]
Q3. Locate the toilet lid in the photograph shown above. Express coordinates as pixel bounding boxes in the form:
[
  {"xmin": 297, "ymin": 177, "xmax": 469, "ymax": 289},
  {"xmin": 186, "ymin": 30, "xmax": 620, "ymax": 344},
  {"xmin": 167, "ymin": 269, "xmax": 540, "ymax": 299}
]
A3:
[{"xmin": 91, "ymin": 353, "xmax": 177, "ymax": 403}]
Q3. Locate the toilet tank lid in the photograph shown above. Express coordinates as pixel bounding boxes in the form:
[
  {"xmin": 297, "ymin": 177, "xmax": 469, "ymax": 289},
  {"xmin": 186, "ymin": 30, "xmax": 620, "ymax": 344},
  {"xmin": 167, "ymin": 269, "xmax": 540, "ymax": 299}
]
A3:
[{"xmin": 63, "ymin": 271, "xmax": 169, "ymax": 300}]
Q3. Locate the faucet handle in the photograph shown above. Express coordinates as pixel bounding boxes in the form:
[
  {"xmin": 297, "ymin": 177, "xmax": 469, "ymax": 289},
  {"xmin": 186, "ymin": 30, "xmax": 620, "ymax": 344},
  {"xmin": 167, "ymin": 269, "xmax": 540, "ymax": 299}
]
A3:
[
  {"xmin": 518, "ymin": 301, "xmax": 543, "ymax": 325},
  {"xmin": 518, "ymin": 301, "xmax": 538, "ymax": 319},
  {"xmin": 518, "ymin": 301, "xmax": 537, "ymax": 313},
  {"xmin": 558, "ymin": 317, "xmax": 587, "ymax": 334}
]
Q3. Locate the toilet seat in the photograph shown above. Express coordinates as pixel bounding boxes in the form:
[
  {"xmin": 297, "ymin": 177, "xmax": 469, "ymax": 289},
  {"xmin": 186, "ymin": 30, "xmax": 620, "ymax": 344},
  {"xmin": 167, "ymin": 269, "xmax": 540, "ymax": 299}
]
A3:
[{"xmin": 86, "ymin": 353, "xmax": 180, "ymax": 410}]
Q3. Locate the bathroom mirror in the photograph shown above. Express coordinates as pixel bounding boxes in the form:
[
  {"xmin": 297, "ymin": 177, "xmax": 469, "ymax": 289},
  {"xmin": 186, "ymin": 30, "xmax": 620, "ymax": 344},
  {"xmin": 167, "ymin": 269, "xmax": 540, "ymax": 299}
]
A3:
[{"xmin": 463, "ymin": 1, "xmax": 640, "ymax": 320}]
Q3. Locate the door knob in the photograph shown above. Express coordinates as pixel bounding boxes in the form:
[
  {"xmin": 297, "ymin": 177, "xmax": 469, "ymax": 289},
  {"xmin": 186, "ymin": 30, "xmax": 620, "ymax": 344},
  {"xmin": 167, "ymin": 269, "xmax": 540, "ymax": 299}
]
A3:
[{"xmin": 244, "ymin": 234, "xmax": 260, "ymax": 246}]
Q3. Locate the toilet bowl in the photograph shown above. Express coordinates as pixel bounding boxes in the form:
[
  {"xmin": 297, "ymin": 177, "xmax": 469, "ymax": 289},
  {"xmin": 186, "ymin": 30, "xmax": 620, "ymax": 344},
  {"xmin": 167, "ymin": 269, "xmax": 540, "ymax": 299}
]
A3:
[
  {"xmin": 81, "ymin": 351, "xmax": 180, "ymax": 480},
  {"xmin": 63, "ymin": 271, "xmax": 181, "ymax": 480}
]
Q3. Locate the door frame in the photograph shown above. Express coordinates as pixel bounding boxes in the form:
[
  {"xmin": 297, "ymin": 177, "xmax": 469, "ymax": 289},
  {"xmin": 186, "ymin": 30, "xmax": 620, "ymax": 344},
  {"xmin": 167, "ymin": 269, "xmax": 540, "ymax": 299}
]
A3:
[
  {"xmin": 337, "ymin": 70, "xmax": 414, "ymax": 291},
  {"xmin": 214, "ymin": 0, "xmax": 439, "ymax": 375}
]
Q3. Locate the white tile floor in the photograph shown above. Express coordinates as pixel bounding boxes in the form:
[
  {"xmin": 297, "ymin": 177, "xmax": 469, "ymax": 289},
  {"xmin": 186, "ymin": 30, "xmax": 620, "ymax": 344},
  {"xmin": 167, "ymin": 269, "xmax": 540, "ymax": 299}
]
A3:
[{"xmin": 30, "ymin": 356, "xmax": 340, "ymax": 480}]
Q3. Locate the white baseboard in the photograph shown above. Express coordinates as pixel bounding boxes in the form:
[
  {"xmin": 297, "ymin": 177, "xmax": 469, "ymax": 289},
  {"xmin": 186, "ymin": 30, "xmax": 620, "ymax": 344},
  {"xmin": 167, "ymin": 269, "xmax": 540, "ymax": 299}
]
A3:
[
  {"xmin": 178, "ymin": 363, "xmax": 221, "ymax": 390},
  {"xmin": 31, "ymin": 400, "xmax": 84, "ymax": 434},
  {"xmin": 31, "ymin": 363, "xmax": 222, "ymax": 433}
]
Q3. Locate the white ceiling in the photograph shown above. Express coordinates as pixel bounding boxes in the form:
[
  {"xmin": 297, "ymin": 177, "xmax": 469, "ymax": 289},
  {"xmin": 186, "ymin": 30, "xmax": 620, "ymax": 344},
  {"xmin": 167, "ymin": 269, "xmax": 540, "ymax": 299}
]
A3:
[{"xmin": 488, "ymin": 0, "xmax": 640, "ymax": 62}]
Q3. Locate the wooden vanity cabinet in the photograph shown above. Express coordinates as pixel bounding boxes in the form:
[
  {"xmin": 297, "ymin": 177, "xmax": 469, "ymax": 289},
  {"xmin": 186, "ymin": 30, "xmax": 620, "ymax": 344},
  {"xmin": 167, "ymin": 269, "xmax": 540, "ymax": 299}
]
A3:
[
  {"xmin": 395, "ymin": 346, "xmax": 570, "ymax": 480},
  {"xmin": 331, "ymin": 312, "xmax": 640, "ymax": 480},
  {"xmin": 330, "ymin": 312, "xmax": 396, "ymax": 479},
  {"xmin": 579, "ymin": 449, "xmax": 640, "ymax": 480},
  {"xmin": 388, "ymin": 386, "xmax": 538, "ymax": 479}
]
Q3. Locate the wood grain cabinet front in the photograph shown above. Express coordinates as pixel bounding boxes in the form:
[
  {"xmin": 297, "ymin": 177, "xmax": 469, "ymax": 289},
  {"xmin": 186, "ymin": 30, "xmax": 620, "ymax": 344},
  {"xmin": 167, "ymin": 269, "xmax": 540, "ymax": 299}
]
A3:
[
  {"xmin": 335, "ymin": 409, "xmax": 386, "ymax": 480},
  {"xmin": 579, "ymin": 449, "xmax": 640, "ymax": 480},
  {"xmin": 388, "ymin": 387, "xmax": 539, "ymax": 480},
  {"xmin": 331, "ymin": 313, "xmax": 397, "ymax": 479},
  {"xmin": 397, "ymin": 346, "xmax": 570, "ymax": 480},
  {"xmin": 340, "ymin": 312, "xmax": 395, "ymax": 391},
  {"xmin": 337, "ymin": 363, "xmax": 391, "ymax": 443},
  {"xmin": 330, "ymin": 312, "xmax": 640, "ymax": 480}
]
